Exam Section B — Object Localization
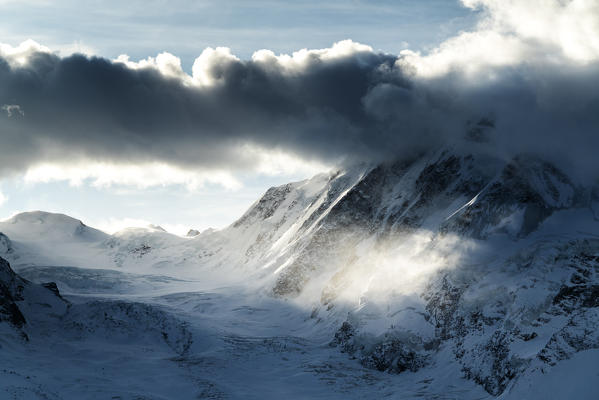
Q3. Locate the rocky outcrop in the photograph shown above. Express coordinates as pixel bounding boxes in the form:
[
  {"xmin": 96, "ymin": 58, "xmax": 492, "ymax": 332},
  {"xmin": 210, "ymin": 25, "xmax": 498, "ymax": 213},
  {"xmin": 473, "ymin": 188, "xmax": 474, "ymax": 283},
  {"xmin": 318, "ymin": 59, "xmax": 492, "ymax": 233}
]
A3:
[
  {"xmin": 186, "ymin": 229, "xmax": 201, "ymax": 237},
  {"xmin": 332, "ymin": 321, "xmax": 434, "ymax": 374},
  {"xmin": 1, "ymin": 256, "xmax": 193, "ymax": 357},
  {"xmin": 0, "ymin": 257, "xmax": 27, "ymax": 329},
  {"xmin": 441, "ymin": 156, "xmax": 579, "ymax": 238},
  {"xmin": 0, "ymin": 256, "xmax": 72, "ymax": 339},
  {"xmin": 0, "ymin": 232, "xmax": 13, "ymax": 255}
]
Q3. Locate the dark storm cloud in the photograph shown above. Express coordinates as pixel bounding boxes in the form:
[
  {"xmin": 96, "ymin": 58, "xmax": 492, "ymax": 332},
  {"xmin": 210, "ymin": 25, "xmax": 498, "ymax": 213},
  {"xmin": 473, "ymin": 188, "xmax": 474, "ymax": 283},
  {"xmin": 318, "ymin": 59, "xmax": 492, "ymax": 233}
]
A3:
[
  {"xmin": 0, "ymin": 38, "xmax": 599, "ymax": 180},
  {"xmin": 0, "ymin": 46, "xmax": 418, "ymax": 173}
]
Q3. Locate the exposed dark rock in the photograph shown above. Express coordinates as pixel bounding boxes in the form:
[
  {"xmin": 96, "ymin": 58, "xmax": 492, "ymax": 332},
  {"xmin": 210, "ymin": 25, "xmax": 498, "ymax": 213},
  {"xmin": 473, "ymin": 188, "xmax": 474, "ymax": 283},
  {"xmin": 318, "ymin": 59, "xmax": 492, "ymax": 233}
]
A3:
[
  {"xmin": 462, "ymin": 331, "xmax": 524, "ymax": 396},
  {"xmin": 361, "ymin": 338, "xmax": 429, "ymax": 374},
  {"xmin": 0, "ymin": 232, "xmax": 13, "ymax": 255},
  {"xmin": 234, "ymin": 184, "xmax": 293, "ymax": 227},
  {"xmin": 186, "ymin": 229, "xmax": 201, "ymax": 237},
  {"xmin": 42, "ymin": 282, "xmax": 63, "ymax": 299},
  {"xmin": 0, "ymin": 257, "xmax": 27, "ymax": 329},
  {"xmin": 332, "ymin": 321, "xmax": 432, "ymax": 375},
  {"xmin": 131, "ymin": 244, "xmax": 152, "ymax": 257},
  {"xmin": 441, "ymin": 156, "xmax": 578, "ymax": 238},
  {"xmin": 330, "ymin": 321, "xmax": 357, "ymax": 353}
]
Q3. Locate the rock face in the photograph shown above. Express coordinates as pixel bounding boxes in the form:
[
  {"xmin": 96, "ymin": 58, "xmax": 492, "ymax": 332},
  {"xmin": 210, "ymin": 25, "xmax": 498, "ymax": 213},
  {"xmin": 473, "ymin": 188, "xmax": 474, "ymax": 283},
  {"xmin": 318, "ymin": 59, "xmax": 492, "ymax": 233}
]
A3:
[
  {"xmin": 419, "ymin": 239, "xmax": 599, "ymax": 395},
  {"xmin": 0, "ymin": 255, "xmax": 193, "ymax": 358},
  {"xmin": 219, "ymin": 149, "xmax": 584, "ymax": 295},
  {"xmin": 200, "ymin": 147, "xmax": 599, "ymax": 396},
  {"xmin": 186, "ymin": 229, "xmax": 201, "ymax": 237},
  {"xmin": 0, "ymin": 232, "xmax": 13, "ymax": 255},
  {"xmin": 0, "ymin": 257, "xmax": 27, "ymax": 329},
  {"xmin": 0, "ymin": 255, "xmax": 70, "ymax": 343}
]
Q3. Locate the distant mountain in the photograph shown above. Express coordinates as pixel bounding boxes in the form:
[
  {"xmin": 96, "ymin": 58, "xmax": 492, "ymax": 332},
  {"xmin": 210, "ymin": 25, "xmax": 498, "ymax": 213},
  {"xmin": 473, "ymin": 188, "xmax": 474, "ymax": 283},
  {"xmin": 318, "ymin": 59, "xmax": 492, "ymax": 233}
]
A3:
[
  {"xmin": 0, "ymin": 211, "xmax": 109, "ymax": 242},
  {"xmin": 0, "ymin": 211, "xmax": 195, "ymax": 272}
]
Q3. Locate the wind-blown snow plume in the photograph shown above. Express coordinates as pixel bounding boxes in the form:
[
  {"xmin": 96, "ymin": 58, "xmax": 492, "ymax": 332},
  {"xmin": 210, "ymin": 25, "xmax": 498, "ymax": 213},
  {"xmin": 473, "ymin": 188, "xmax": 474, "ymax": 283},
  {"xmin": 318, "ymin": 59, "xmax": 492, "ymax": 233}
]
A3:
[
  {"xmin": 0, "ymin": 0, "xmax": 597, "ymax": 181},
  {"xmin": 312, "ymin": 232, "xmax": 480, "ymax": 307}
]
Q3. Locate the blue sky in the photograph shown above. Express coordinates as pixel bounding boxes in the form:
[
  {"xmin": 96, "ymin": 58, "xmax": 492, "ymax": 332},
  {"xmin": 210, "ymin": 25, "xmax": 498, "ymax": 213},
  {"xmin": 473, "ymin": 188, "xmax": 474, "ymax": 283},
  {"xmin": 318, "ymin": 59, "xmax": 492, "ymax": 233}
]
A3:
[
  {"xmin": 0, "ymin": 1, "xmax": 476, "ymax": 66},
  {"xmin": 0, "ymin": 0, "xmax": 479, "ymax": 234}
]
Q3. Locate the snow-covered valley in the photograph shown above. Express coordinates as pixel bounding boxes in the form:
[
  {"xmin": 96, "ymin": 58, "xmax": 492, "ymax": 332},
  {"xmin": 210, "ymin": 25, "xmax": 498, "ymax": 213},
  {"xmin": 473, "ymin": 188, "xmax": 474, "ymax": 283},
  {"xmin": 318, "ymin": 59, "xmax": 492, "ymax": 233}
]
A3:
[{"xmin": 2, "ymin": 148, "xmax": 599, "ymax": 399}]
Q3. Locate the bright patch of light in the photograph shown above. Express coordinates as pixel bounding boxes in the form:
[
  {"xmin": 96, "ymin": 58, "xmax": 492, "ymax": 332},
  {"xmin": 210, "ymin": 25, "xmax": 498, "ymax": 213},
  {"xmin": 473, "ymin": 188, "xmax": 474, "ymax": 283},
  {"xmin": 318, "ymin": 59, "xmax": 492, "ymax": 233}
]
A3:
[
  {"xmin": 88, "ymin": 217, "xmax": 201, "ymax": 237},
  {"xmin": 191, "ymin": 46, "xmax": 240, "ymax": 86},
  {"xmin": 91, "ymin": 217, "xmax": 153, "ymax": 234},
  {"xmin": 0, "ymin": 39, "xmax": 50, "ymax": 67},
  {"xmin": 23, "ymin": 162, "xmax": 243, "ymax": 191},
  {"xmin": 401, "ymin": 0, "xmax": 599, "ymax": 79},
  {"xmin": 56, "ymin": 41, "xmax": 97, "ymax": 57},
  {"xmin": 297, "ymin": 231, "xmax": 480, "ymax": 308},
  {"xmin": 114, "ymin": 52, "xmax": 189, "ymax": 81},
  {"xmin": 243, "ymin": 144, "xmax": 332, "ymax": 177},
  {"xmin": 252, "ymin": 39, "xmax": 373, "ymax": 75}
]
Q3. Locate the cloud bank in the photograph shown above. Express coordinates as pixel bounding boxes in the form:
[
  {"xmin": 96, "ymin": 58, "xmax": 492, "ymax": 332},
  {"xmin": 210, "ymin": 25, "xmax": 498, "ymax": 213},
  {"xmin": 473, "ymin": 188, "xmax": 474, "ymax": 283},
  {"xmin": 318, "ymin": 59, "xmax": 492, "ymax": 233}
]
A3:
[{"xmin": 0, "ymin": 0, "xmax": 598, "ymax": 183}]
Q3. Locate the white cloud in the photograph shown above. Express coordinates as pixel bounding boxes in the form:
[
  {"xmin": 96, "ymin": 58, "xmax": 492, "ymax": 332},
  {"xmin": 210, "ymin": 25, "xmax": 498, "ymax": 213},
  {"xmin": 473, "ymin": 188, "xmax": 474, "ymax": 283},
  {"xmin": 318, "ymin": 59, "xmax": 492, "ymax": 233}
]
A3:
[
  {"xmin": 192, "ymin": 46, "xmax": 240, "ymax": 86},
  {"xmin": 0, "ymin": 39, "xmax": 50, "ymax": 66},
  {"xmin": 90, "ymin": 217, "xmax": 191, "ymax": 236},
  {"xmin": 20, "ymin": 147, "xmax": 329, "ymax": 192},
  {"xmin": 23, "ymin": 162, "xmax": 243, "ymax": 191},
  {"xmin": 462, "ymin": 0, "xmax": 599, "ymax": 62},
  {"xmin": 251, "ymin": 39, "xmax": 374, "ymax": 75},
  {"xmin": 242, "ymin": 144, "xmax": 331, "ymax": 177},
  {"xmin": 159, "ymin": 223, "xmax": 194, "ymax": 236},
  {"xmin": 113, "ymin": 39, "xmax": 374, "ymax": 85},
  {"xmin": 0, "ymin": 190, "xmax": 6, "ymax": 206},
  {"xmin": 400, "ymin": 0, "xmax": 599, "ymax": 79},
  {"xmin": 55, "ymin": 41, "xmax": 97, "ymax": 57},
  {"xmin": 114, "ymin": 52, "xmax": 189, "ymax": 81},
  {"xmin": 91, "ymin": 217, "xmax": 152, "ymax": 234}
]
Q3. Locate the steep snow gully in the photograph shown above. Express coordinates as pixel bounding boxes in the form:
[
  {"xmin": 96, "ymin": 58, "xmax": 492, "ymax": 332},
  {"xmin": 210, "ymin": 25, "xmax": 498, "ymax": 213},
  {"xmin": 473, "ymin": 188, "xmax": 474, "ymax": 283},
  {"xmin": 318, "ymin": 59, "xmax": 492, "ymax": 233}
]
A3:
[{"xmin": 2, "ymin": 148, "xmax": 599, "ymax": 399}]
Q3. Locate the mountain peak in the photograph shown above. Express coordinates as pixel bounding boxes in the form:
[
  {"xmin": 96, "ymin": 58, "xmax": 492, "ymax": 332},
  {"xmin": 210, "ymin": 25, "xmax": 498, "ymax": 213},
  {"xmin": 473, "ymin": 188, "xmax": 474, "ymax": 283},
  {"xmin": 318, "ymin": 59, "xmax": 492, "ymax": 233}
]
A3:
[
  {"xmin": 6, "ymin": 210, "xmax": 84, "ymax": 225},
  {"xmin": 0, "ymin": 211, "xmax": 108, "ymax": 242}
]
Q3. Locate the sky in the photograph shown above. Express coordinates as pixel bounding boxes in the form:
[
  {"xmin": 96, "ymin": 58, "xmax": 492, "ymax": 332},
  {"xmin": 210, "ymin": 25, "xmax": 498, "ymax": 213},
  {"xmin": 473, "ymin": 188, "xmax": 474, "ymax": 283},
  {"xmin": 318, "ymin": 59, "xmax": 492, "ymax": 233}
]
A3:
[
  {"xmin": 0, "ymin": 0, "xmax": 598, "ymax": 235},
  {"xmin": 0, "ymin": 1, "xmax": 477, "ymax": 65},
  {"xmin": 0, "ymin": 0, "xmax": 476, "ymax": 234}
]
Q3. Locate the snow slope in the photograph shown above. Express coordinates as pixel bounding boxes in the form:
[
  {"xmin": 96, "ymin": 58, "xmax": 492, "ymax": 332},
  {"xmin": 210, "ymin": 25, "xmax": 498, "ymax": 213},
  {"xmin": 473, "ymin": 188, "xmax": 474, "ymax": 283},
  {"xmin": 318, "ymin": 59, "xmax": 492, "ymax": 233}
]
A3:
[{"xmin": 1, "ymin": 148, "xmax": 599, "ymax": 398}]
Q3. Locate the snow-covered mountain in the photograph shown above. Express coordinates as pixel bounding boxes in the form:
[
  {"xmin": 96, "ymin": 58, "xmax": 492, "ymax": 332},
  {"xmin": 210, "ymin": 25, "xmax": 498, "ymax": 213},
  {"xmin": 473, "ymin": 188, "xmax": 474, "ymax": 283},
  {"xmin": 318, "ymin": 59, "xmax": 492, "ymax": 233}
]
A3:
[
  {"xmin": 195, "ymin": 147, "xmax": 599, "ymax": 397},
  {"xmin": 1, "ymin": 148, "xmax": 599, "ymax": 398}
]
